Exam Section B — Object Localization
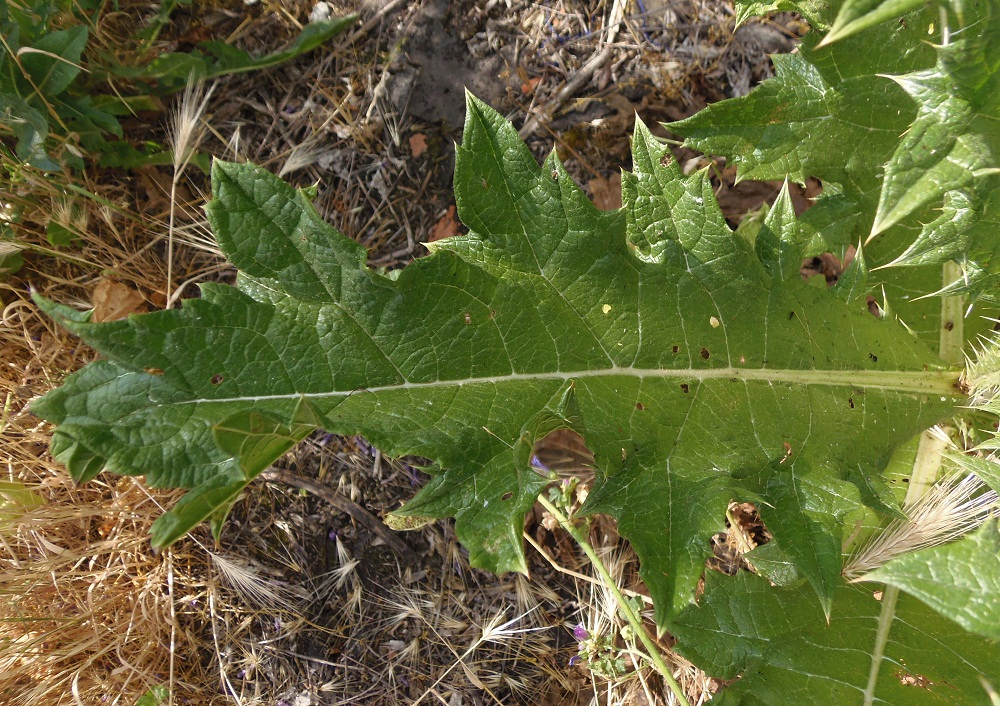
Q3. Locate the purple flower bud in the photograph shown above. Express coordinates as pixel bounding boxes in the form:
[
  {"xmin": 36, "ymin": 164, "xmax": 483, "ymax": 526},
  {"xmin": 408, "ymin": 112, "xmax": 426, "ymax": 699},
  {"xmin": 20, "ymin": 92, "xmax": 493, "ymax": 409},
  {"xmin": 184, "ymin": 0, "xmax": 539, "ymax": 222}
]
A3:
[
  {"xmin": 568, "ymin": 655, "xmax": 580, "ymax": 666},
  {"xmin": 572, "ymin": 623, "xmax": 588, "ymax": 641}
]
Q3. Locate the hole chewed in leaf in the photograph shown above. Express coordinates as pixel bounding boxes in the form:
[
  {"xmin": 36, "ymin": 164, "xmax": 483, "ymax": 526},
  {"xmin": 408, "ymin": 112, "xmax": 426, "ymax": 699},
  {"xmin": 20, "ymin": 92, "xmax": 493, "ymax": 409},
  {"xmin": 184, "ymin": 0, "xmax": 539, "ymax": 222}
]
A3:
[
  {"xmin": 706, "ymin": 502, "xmax": 770, "ymax": 576},
  {"xmin": 532, "ymin": 429, "xmax": 594, "ymax": 481}
]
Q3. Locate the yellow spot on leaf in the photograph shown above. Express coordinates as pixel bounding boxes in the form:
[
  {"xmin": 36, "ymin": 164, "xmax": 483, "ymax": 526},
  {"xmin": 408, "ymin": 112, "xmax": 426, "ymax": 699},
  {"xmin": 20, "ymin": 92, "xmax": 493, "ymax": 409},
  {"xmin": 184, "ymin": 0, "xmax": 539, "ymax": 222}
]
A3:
[
  {"xmin": 602, "ymin": 304, "xmax": 612, "ymax": 314},
  {"xmin": 710, "ymin": 316, "xmax": 720, "ymax": 328}
]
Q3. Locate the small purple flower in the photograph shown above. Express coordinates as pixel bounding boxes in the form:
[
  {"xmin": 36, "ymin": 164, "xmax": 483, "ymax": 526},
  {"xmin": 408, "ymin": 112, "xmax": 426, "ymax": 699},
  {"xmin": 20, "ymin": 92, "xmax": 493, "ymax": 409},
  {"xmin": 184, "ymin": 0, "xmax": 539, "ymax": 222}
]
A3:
[
  {"xmin": 531, "ymin": 455, "xmax": 550, "ymax": 471},
  {"xmin": 568, "ymin": 655, "xmax": 581, "ymax": 666},
  {"xmin": 328, "ymin": 528, "xmax": 338, "ymax": 541},
  {"xmin": 572, "ymin": 623, "xmax": 588, "ymax": 641}
]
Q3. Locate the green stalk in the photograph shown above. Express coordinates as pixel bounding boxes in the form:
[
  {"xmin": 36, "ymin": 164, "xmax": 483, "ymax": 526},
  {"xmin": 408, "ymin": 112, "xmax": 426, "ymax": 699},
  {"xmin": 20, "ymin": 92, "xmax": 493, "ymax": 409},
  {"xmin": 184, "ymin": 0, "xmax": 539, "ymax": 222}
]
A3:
[
  {"xmin": 862, "ymin": 260, "xmax": 964, "ymax": 706},
  {"xmin": 861, "ymin": 429, "xmax": 947, "ymax": 706},
  {"xmin": 537, "ymin": 494, "xmax": 692, "ymax": 706}
]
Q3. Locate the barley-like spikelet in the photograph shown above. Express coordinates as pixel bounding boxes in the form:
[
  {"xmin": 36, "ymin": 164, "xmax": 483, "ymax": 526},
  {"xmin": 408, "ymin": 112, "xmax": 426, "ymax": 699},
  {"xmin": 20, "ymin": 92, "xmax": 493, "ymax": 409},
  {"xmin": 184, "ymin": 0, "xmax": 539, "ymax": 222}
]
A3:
[{"xmin": 844, "ymin": 472, "xmax": 998, "ymax": 580}]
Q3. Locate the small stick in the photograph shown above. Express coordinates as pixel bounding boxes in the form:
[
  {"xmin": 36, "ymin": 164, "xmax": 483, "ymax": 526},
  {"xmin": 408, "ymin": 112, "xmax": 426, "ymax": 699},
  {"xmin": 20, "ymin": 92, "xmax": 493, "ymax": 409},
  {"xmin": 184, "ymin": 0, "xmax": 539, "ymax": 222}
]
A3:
[{"xmin": 260, "ymin": 468, "xmax": 419, "ymax": 565}]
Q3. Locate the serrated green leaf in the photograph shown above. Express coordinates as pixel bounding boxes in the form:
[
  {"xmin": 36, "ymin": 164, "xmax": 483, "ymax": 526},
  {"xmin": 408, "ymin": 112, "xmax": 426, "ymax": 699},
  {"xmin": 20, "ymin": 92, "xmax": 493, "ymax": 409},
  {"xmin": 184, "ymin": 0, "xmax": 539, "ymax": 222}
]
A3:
[
  {"xmin": 667, "ymin": 15, "xmax": 937, "ymax": 234},
  {"xmin": 862, "ymin": 519, "xmax": 1000, "ymax": 640},
  {"xmin": 668, "ymin": 5, "xmax": 1000, "ymax": 342},
  {"xmin": 870, "ymin": 0, "xmax": 1000, "ymax": 236},
  {"xmin": 673, "ymin": 572, "xmax": 1000, "ymax": 704},
  {"xmin": 32, "ymin": 94, "xmax": 961, "ymax": 626},
  {"xmin": 832, "ymin": 242, "xmax": 869, "ymax": 302},
  {"xmin": 821, "ymin": 0, "xmax": 929, "ymax": 45}
]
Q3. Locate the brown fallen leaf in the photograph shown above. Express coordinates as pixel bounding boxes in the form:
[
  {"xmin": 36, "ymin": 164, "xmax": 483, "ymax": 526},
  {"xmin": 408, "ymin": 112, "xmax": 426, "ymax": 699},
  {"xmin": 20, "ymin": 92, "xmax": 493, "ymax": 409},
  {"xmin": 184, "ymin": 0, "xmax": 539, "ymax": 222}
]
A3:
[
  {"xmin": 520, "ymin": 76, "xmax": 542, "ymax": 95},
  {"xmin": 408, "ymin": 132, "xmax": 428, "ymax": 158},
  {"xmin": 92, "ymin": 278, "xmax": 146, "ymax": 322},
  {"xmin": 429, "ymin": 205, "xmax": 461, "ymax": 242},
  {"xmin": 588, "ymin": 173, "xmax": 622, "ymax": 211}
]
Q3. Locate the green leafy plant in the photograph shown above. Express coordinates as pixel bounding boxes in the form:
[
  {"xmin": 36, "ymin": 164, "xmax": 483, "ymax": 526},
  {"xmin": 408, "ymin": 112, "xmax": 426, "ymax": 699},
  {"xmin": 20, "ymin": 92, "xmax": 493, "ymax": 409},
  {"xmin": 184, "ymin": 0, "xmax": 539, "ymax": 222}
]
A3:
[
  {"xmin": 0, "ymin": 2, "xmax": 355, "ymax": 169},
  {"xmin": 29, "ymin": 0, "xmax": 1000, "ymax": 701}
]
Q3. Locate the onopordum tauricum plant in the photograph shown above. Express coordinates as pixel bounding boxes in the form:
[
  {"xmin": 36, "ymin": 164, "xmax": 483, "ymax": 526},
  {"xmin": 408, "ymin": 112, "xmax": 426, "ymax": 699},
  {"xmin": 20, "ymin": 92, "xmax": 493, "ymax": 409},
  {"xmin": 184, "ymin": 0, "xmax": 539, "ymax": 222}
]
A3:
[{"xmin": 30, "ymin": 0, "xmax": 1000, "ymax": 700}]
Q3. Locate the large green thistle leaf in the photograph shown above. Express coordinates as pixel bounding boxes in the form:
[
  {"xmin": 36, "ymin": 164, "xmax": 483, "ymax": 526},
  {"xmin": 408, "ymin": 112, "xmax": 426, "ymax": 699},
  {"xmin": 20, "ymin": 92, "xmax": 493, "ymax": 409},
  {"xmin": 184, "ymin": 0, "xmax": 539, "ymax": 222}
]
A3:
[
  {"xmin": 672, "ymin": 571, "xmax": 1000, "ymax": 705},
  {"xmin": 669, "ymin": 0, "xmax": 1000, "ymax": 335},
  {"xmin": 667, "ymin": 10, "xmax": 937, "ymax": 239},
  {"xmin": 31, "ymin": 95, "xmax": 961, "ymax": 626}
]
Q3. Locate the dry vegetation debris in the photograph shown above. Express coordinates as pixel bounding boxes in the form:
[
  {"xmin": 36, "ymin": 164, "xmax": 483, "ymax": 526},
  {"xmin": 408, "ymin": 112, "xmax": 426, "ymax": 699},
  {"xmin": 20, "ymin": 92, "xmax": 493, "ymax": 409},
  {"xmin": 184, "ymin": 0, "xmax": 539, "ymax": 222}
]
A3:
[{"xmin": 1, "ymin": 0, "xmax": 798, "ymax": 703}]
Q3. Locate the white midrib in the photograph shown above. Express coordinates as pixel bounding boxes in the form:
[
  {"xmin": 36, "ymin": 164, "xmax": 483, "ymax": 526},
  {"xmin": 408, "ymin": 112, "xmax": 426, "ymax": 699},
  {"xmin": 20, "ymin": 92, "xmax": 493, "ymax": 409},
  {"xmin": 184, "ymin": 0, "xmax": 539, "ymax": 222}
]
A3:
[{"xmin": 193, "ymin": 365, "xmax": 961, "ymax": 405}]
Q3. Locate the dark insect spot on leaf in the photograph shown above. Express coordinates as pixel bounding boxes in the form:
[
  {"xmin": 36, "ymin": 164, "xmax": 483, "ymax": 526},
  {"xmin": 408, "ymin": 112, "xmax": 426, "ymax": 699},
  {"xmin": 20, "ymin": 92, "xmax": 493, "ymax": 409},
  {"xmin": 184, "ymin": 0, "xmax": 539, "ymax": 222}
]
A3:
[
  {"xmin": 144, "ymin": 367, "xmax": 164, "ymax": 376},
  {"xmin": 866, "ymin": 295, "xmax": 882, "ymax": 318},
  {"xmin": 488, "ymin": 309, "xmax": 496, "ymax": 319},
  {"xmin": 551, "ymin": 169, "xmax": 559, "ymax": 181},
  {"xmin": 635, "ymin": 402, "xmax": 645, "ymax": 411},
  {"xmin": 700, "ymin": 347, "xmax": 710, "ymax": 360},
  {"xmin": 849, "ymin": 397, "xmax": 855, "ymax": 409},
  {"xmin": 464, "ymin": 312, "xmax": 472, "ymax": 324},
  {"xmin": 210, "ymin": 374, "xmax": 223, "ymax": 385},
  {"xmin": 660, "ymin": 154, "xmax": 671, "ymax": 167},
  {"xmin": 902, "ymin": 477, "xmax": 910, "ymax": 483},
  {"xmin": 501, "ymin": 491, "xmax": 513, "ymax": 501},
  {"xmin": 680, "ymin": 383, "xmax": 690, "ymax": 393},
  {"xmin": 868, "ymin": 352, "xmax": 878, "ymax": 363},
  {"xmin": 944, "ymin": 320, "xmax": 954, "ymax": 331},
  {"xmin": 788, "ymin": 311, "xmax": 796, "ymax": 320},
  {"xmin": 671, "ymin": 344, "xmax": 680, "ymax": 354},
  {"xmin": 779, "ymin": 441, "xmax": 792, "ymax": 463}
]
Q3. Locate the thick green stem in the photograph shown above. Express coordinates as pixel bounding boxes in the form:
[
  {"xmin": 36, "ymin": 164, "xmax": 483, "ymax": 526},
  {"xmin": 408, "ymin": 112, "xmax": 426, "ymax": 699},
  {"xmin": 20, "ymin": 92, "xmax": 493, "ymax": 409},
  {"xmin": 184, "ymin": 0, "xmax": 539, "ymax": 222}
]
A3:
[
  {"xmin": 863, "ymin": 260, "xmax": 963, "ymax": 706},
  {"xmin": 862, "ymin": 429, "xmax": 947, "ymax": 706},
  {"xmin": 537, "ymin": 494, "xmax": 692, "ymax": 706}
]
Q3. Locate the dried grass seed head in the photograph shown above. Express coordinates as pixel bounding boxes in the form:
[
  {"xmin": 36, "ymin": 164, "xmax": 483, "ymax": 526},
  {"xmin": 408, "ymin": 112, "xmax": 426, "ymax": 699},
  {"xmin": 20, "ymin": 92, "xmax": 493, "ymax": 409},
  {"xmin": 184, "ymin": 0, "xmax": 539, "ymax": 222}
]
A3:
[{"xmin": 844, "ymin": 471, "xmax": 999, "ymax": 580}]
